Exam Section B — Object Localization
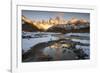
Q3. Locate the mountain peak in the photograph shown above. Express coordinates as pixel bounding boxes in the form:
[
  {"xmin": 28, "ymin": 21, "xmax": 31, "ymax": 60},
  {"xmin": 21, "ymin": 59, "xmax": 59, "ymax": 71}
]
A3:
[{"xmin": 22, "ymin": 15, "xmax": 89, "ymax": 33}]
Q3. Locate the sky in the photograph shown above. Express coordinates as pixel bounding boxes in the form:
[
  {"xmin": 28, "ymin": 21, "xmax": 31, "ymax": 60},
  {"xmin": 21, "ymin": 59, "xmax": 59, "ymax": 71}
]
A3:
[{"xmin": 22, "ymin": 10, "xmax": 90, "ymax": 21}]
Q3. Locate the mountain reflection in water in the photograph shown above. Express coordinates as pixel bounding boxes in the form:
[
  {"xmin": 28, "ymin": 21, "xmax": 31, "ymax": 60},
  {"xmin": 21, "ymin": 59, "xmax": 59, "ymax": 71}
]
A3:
[{"xmin": 22, "ymin": 32, "xmax": 90, "ymax": 62}]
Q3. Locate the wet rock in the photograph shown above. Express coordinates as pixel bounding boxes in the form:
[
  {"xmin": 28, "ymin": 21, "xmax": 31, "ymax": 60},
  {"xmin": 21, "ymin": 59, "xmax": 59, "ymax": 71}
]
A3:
[{"xmin": 73, "ymin": 49, "xmax": 88, "ymax": 59}]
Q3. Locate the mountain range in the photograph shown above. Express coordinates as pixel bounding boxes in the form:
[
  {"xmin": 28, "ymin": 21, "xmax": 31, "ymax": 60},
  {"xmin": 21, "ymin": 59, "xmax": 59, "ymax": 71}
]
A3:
[{"xmin": 22, "ymin": 15, "xmax": 90, "ymax": 33}]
